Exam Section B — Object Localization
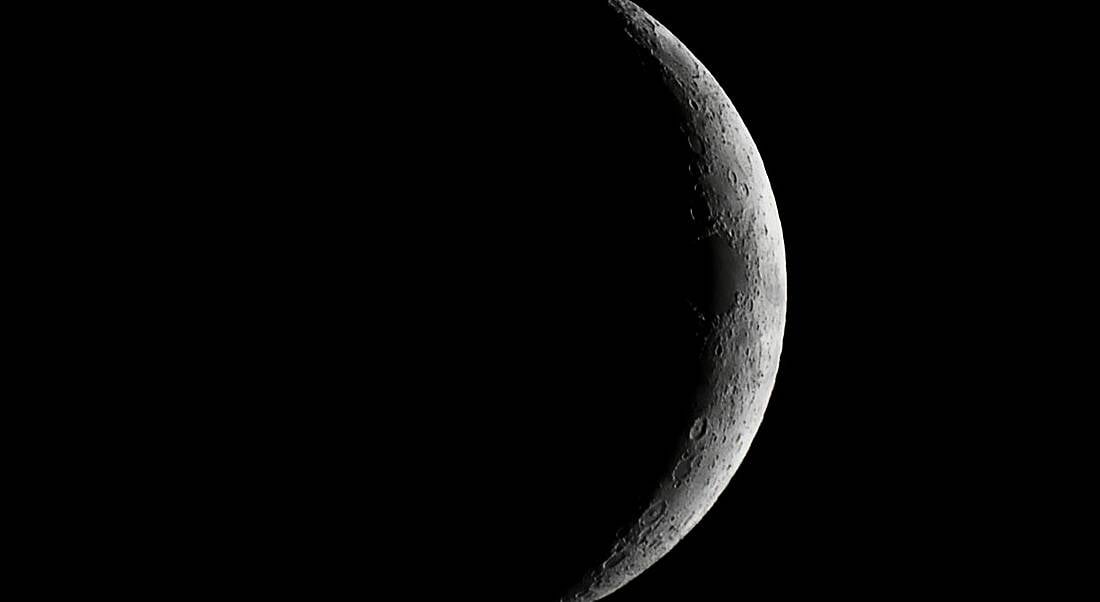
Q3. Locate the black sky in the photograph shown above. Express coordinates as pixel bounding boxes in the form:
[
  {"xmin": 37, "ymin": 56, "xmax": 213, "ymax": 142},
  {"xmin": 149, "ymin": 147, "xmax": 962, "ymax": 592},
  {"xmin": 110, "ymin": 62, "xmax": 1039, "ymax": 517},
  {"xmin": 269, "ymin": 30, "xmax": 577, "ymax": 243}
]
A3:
[
  {"xmin": 598, "ymin": 2, "xmax": 1081, "ymax": 600},
  {"xmin": 118, "ymin": 3, "xmax": 1087, "ymax": 599}
]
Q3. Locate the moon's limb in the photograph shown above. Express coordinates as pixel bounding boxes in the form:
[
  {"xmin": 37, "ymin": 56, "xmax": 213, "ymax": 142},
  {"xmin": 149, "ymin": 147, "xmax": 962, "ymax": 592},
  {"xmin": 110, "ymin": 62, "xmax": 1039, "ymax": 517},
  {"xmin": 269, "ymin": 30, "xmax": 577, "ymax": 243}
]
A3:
[{"xmin": 563, "ymin": 3, "xmax": 787, "ymax": 600}]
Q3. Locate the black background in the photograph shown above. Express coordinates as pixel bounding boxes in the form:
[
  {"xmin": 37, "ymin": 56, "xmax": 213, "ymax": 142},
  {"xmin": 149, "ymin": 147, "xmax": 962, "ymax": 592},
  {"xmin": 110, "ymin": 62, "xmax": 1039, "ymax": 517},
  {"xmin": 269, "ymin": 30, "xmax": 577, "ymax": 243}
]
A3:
[
  {"xmin": 69, "ymin": 2, "xmax": 1088, "ymax": 599},
  {"xmin": 566, "ymin": 2, "xmax": 1084, "ymax": 600}
]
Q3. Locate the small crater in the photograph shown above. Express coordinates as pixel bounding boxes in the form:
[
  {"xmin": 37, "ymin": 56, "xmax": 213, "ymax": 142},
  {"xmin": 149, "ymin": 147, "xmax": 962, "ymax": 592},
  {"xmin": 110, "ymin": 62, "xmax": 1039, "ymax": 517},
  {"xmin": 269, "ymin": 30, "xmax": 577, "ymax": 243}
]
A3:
[
  {"xmin": 602, "ymin": 550, "xmax": 628, "ymax": 571},
  {"xmin": 673, "ymin": 459, "xmax": 692, "ymax": 481},
  {"xmin": 642, "ymin": 501, "xmax": 667, "ymax": 526},
  {"xmin": 689, "ymin": 417, "xmax": 708, "ymax": 440}
]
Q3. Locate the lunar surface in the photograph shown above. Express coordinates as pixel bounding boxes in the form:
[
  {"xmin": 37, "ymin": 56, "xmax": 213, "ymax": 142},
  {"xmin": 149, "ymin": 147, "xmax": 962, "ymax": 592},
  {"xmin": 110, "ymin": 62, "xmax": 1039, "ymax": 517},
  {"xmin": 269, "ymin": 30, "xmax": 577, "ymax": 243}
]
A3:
[{"xmin": 557, "ymin": 3, "xmax": 788, "ymax": 599}]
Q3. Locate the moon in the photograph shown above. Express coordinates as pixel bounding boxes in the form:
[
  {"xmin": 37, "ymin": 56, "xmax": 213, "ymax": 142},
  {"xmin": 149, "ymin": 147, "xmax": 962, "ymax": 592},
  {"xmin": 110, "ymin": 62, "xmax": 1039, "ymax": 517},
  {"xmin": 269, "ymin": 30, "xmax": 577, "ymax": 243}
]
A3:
[
  {"xmin": 163, "ymin": 2, "xmax": 789, "ymax": 597},
  {"xmin": 560, "ymin": 3, "xmax": 787, "ymax": 599}
]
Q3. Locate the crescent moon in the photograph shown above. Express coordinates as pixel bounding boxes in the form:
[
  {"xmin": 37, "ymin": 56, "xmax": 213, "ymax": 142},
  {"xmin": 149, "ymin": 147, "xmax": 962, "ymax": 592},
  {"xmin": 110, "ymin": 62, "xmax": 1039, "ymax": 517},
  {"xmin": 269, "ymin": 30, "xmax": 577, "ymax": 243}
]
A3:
[{"xmin": 564, "ymin": 3, "xmax": 787, "ymax": 600}]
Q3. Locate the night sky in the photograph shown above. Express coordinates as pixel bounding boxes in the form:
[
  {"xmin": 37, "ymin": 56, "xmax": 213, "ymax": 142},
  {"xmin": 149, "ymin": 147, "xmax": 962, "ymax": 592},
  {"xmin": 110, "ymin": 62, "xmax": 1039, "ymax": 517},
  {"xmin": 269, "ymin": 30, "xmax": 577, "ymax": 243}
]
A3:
[
  {"xmin": 600, "ymin": 2, "xmax": 1075, "ymax": 599},
  {"xmin": 142, "ymin": 3, "xmax": 1082, "ymax": 599}
]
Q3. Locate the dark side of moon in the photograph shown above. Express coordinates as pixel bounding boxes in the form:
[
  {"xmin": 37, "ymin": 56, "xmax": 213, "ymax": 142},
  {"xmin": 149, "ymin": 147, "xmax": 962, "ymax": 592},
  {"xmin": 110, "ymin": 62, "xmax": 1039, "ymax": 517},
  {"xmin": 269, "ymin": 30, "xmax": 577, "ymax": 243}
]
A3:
[{"xmin": 222, "ymin": 2, "xmax": 787, "ymax": 599}]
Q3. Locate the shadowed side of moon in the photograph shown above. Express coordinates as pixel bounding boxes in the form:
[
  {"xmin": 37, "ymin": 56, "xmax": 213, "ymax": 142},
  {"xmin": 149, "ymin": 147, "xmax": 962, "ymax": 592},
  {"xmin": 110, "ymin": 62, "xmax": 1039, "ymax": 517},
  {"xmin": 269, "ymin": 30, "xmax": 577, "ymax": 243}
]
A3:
[
  {"xmin": 260, "ymin": 3, "xmax": 789, "ymax": 598},
  {"xmin": 157, "ymin": 4, "xmax": 785, "ymax": 599}
]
